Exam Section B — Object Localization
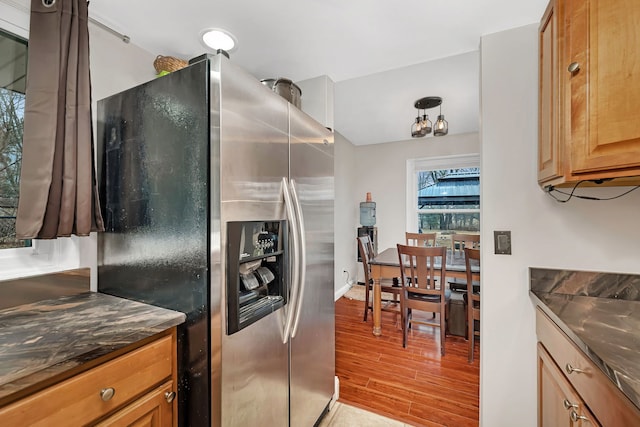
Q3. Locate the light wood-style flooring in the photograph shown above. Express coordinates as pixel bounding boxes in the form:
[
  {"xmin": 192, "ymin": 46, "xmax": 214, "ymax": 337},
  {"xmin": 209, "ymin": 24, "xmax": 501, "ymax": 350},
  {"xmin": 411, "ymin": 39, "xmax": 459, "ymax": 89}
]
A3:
[{"xmin": 335, "ymin": 296, "xmax": 480, "ymax": 427}]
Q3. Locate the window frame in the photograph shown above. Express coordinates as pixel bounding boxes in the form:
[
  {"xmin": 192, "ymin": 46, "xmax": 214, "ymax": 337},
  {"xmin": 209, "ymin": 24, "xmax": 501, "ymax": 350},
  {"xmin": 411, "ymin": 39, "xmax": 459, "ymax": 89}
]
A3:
[{"xmin": 406, "ymin": 154, "xmax": 480, "ymax": 234}]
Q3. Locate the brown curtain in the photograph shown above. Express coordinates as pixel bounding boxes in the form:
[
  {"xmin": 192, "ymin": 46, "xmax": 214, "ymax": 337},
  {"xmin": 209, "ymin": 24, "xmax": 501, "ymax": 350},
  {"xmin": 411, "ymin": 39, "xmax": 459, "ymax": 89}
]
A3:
[{"xmin": 15, "ymin": 0, "xmax": 104, "ymax": 239}]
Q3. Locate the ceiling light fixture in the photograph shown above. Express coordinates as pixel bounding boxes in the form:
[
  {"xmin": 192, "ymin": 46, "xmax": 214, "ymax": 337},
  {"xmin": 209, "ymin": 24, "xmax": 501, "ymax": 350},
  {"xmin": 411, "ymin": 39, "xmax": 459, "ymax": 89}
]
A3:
[
  {"xmin": 410, "ymin": 96, "xmax": 448, "ymax": 138},
  {"xmin": 200, "ymin": 28, "xmax": 237, "ymax": 53}
]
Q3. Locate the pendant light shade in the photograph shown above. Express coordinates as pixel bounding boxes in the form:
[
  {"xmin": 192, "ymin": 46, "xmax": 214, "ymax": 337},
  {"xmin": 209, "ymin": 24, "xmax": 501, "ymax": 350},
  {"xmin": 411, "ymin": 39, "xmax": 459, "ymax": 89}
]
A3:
[
  {"xmin": 411, "ymin": 117, "xmax": 423, "ymax": 137},
  {"xmin": 433, "ymin": 103, "xmax": 448, "ymax": 136},
  {"xmin": 420, "ymin": 114, "xmax": 432, "ymax": 135},
  {"xmin": 410, "ymin": 96, "xmax": 448, "ymax": 138},
  {"xmin": 434, "ymin": 116, "xmax": 448, "ymax": 136}
]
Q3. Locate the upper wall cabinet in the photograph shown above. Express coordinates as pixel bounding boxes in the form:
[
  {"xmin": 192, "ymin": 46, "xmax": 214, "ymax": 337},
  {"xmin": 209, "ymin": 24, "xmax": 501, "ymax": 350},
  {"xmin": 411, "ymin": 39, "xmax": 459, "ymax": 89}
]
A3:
[
  {"xmin": 538, "ymin": 0, "xmax": 563, "ymax": 184},
  {"xmin": 538, "ymin": 0, "xmax": 640, "ymax": 188}
]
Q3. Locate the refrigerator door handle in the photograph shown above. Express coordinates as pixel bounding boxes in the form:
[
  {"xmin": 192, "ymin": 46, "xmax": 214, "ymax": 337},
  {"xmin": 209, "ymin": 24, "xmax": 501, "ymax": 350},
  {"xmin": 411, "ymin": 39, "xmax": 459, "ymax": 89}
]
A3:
[
  {"xmin": 290, "ymin": 179, "xmax": 306, "ymax": 338},
  {"xmin": 282, "ymin": 177, "xmax": 300, "ymax": 344}
]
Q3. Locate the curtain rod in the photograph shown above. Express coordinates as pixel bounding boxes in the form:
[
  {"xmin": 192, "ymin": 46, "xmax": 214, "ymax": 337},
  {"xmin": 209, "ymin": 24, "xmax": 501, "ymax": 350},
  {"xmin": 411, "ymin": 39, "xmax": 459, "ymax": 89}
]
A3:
[
  {"xmin": 0, "ymin": 0, "xmax": 130, "ymax": 43},
  {"xmin": 88, "ymin": 17, "xmax": 130, "ymax": 44}
]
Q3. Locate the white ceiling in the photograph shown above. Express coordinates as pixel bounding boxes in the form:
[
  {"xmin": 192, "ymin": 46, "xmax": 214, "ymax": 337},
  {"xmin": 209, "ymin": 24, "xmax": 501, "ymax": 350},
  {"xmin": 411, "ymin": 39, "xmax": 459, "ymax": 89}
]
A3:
[{"xmin": 58, "ymin": 1, "xmax": 549, "ymax": 144}]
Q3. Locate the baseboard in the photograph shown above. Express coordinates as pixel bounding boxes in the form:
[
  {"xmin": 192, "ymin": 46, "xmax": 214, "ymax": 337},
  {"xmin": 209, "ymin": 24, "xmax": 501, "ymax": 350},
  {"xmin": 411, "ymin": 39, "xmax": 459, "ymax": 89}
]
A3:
[
  {"xmin": 330, "ymin": 375, "xmax": 340, "ymax": 409},
  {"xmin": 335, "ymin": 283, "xmax": 351, "ymax": 301}
]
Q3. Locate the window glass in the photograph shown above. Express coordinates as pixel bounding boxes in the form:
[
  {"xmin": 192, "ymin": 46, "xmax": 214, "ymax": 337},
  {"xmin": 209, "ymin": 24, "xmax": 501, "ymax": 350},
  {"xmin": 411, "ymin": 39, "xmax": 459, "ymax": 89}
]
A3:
[
  {"xmin": 416, "ymin": 167, "xmax": 480, "ymax": 246},
  {"xmin": 0, "ymin": 29, "xmax": 30, "ymax": 249}
]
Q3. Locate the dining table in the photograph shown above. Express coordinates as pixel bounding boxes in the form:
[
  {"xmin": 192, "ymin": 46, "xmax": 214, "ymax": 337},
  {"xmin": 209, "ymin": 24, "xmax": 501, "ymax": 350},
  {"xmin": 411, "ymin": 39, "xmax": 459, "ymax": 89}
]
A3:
[{"xmin": 368, "ymin": 246, "xmax": 479, "ymax": 336}]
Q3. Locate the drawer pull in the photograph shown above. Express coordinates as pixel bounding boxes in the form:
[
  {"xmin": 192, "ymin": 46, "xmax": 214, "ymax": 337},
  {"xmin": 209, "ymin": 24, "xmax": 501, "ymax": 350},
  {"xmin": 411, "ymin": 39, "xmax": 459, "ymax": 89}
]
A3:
[
  {"xmin": 164, "ymin": 391, "xmax": 176, "ymax": 403},
  {"xmin": 565, "ymin": 363, "xmax": 585, "ymax": 374},
  {"xmin": 570, "ymin": 410, "xmax": 590, "ymax": 423},
  {"xmin": 563, "ymin": 399, "xmax": 578, "ymax": 410},
  {"xmin": 568, "ymin": 62, "xmax": 580, "ymax": 73},
  {"xmin": 100, "ymin": 387, "xmax": 115, "ymax": 402}
]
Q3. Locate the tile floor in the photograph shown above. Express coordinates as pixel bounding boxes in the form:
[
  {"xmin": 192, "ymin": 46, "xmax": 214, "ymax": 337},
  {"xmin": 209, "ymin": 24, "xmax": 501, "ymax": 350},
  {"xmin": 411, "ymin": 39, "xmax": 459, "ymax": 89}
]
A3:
[{"xmin": 319, "ymin": 402, "xmax": 411, "ymax": 427}]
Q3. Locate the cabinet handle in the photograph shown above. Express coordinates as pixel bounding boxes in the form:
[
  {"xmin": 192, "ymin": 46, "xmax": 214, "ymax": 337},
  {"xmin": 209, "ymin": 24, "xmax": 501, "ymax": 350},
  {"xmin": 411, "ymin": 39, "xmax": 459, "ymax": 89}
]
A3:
[
  {"xmin": 570, "ymin": 410, "xmax": 590, "ymax": 423},
  {"xmin": 563, "ymin": 399, "xmax": 578, "ymax": 410},
  {"xmin": 568, "ymin": 62, "xmax": 580, "ymax": 73},
  {"xmin": 100, "ymin": 387, "xmax": 116, "ymax": 402},
  {"xmin": 565, "ymin": 363, "xmax": 585, "ymax": 374},
  {"xmin": 165, "ymin": 391, "xmax": 176, "ymax": 403}
]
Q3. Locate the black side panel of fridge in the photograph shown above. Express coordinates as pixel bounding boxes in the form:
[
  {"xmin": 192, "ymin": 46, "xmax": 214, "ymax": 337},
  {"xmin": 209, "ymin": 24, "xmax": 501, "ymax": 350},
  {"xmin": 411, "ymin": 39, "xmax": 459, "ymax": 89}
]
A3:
[{"xmin": 96, "ymin": 61, "xmax": 210, "ymax": 427}]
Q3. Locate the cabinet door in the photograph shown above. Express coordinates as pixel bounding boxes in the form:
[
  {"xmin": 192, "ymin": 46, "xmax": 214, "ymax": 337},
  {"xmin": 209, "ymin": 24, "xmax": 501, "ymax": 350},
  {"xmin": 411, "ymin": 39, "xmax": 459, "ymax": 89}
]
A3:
[
  {"xmin": 538, "ymin": 0, "xmax": 563, "ymax": 183},
  {"xmin": 538, "ymin": 343, "xmax": 599, "ymax": 426},
  {"xmin": 96, "ymin": 382, "xmax": 175, "ymax": 427},
  {"xmin": 568, "ymin": 0, "xmax": 640, "ymax": 174}
]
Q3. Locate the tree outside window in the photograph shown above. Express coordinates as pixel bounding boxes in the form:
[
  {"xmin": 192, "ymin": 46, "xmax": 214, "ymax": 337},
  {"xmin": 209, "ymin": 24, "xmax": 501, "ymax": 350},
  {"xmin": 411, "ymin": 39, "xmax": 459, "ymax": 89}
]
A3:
[
  {"xmin": 416, "ymin": 167, "xmax": 480, "ymax": 248},
  {"xmin": 0, "ymin": 29, "xmax": 30, "ymax": 249}
]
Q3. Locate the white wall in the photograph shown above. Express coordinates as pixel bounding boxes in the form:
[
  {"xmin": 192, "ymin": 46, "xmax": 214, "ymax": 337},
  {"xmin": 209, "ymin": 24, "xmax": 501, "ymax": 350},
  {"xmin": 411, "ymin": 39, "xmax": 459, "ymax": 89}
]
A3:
[
  {"xmin": 333, "ymin": 131, "xmax": 358, "ymax": 298},
  {"xmin": 480, "ymin": 24, "xmax": 640, "ymax": 426},
  {"xmin": 335, "ymin": 51, "xmax": 480, "ymax": 146}
]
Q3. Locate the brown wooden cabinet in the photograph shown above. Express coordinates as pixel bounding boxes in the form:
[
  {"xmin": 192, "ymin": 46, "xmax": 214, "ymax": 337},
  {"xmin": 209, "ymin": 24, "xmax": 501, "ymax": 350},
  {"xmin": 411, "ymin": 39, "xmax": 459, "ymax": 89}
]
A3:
[
  {"xmin": 536, "ymin": 308, "xmax": 640, "ymax": 426},
  {"xmin": 538, "ymin": 0, "xmax": 564, "ymax": 184},
  {"xmin": 538, "ymin": 0, "xmax": 640, "ymax": 187},
  {"xmin": 0, "ymin": 329, "xmax": 178, "ymax": 426},
  {"xmin": 96, "ymin": 382, "xmax": 175, "ymax": 427},
  {"xmin": 538, "ymin": 343, "xmax": 599, "ymax": 426}
]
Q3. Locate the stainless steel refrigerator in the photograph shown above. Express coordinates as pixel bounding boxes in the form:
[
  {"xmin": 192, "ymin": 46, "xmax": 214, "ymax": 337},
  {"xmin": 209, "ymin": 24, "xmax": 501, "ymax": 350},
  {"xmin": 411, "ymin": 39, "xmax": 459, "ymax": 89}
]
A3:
[{"xmin": 96, "ymin": 53, "xmax": 335, "ymax": 427}]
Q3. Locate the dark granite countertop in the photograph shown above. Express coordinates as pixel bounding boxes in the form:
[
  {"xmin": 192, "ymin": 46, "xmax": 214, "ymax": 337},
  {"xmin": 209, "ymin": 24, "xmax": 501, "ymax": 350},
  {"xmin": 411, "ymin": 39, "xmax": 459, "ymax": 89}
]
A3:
[
  {"xmin": 530, "ymin": 268, "xmax": 640, "ymax": 412},
  {"xmin": 0, "ymin": 292, "xmax": 185, "ymax": 403}
]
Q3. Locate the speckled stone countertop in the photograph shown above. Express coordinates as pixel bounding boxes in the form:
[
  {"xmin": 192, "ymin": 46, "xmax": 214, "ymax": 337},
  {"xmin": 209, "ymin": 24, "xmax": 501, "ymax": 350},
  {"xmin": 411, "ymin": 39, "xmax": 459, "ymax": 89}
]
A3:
[
  {"xmin": 530, "ymin": 268, "xmax": 640, "ymax": 411},
  {"xmin": 0, "ymin": 292, "xmax": 185, "ymax": 403}
]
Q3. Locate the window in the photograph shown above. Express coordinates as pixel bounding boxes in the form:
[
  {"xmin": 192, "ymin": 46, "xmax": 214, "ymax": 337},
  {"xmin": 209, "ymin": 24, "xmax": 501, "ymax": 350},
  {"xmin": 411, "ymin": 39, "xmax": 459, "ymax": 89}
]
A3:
[
  {"xmin": 0, "ymin": 8, "xmax": 83, "ymax": 282},
  {"xmin": 0, "ymin": 28, "xmax": 30, "ymax": 249},
  {"xmin": 407, "ymin": 154, "xmax": 480, "ymax": 247}
]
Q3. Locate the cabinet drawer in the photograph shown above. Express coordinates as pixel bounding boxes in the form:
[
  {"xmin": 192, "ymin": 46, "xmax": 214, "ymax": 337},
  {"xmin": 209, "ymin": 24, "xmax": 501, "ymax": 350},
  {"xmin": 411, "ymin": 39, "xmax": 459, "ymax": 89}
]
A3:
[
  {"xmin": 538, "ymin": 343, "xmax": 599, "ymax": 426},
  {"xmin": 96, "ymin": 381, "xmax": 174, "ymax": 426},
  {"xmin": 0, "ymin": 334, "xmax": 173, "ymax": 426},
  {"xmin": 536, "ymin": 307, "xmax": 640, "ymax": 426}
]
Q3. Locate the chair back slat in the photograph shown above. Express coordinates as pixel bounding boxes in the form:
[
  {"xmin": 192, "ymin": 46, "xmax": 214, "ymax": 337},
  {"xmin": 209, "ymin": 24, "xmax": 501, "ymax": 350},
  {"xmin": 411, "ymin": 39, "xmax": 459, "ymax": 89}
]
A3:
[
  {"xmin": 396, "ymin": 244, "xmax": 446, "ymax": 293},
  {"xmin": 452, "ymin": 233, "xmax": 480, "ymax": 256},
  {"xmin": 405, "ymin": 232, "xmax": 437, "ymax": 247}
]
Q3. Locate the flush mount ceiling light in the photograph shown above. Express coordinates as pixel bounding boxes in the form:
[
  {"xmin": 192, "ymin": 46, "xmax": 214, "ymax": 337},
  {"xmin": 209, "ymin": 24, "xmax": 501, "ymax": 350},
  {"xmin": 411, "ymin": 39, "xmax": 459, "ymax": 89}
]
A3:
[
  {"xmin": 200, "ymin": 28, "xmax": 237, "ymax": 53},
  {"xmin": 410, "ymin": 96, "xmax": 448, "ymax": 138}
]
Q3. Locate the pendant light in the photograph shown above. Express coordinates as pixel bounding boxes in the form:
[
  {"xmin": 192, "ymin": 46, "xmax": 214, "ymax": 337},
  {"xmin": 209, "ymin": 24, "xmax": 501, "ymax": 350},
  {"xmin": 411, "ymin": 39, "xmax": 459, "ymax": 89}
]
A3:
[
  {"xmin": 420, "ymin": 113, "xmax": 432, "ymax": 135},
  {"xmin": 411, "ymin": 116, "xmax": 423, "ymax": 137},
  {"xmin": 410, "ymin": 96, "xmax": 447, "ymax": 138},
  {"xmin": 433, "ymin": 103, "xmax": 449, "ymax": 136}
]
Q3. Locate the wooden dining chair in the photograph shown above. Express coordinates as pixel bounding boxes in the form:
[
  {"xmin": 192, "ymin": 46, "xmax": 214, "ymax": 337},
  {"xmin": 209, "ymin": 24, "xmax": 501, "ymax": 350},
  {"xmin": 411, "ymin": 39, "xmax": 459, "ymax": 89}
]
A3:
[
  {"xmin": 357, "ymin": 236, "xmax": 401, "ymax": 322},
  {"xmin": 448, "ymin": 233, "xmax": 480, "ymax": 293},
  {"xmin": 406, "ymin": 231, "xmax": 438, "ymax": 318},
  {"xmin": 405, "ymin": 232, "xmax": 437, "ymax": 247},
  {"xmin": 464, "ymin": 247, "xmax": 480, "ymax": 363},
  {"xmin": 396, "ymin": 244, "xmax": 450, "ymax": 353},
  {"xmin": 451, "ymin": 233, "xmax": 480, "ymax": 256}
]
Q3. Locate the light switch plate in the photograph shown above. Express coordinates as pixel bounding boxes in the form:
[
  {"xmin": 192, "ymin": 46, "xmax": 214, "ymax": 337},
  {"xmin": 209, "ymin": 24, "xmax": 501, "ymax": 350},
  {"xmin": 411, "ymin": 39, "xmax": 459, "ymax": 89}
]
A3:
[{"xmin": 494, "ymin": 230, "xmax": 512, "ymax": 255}]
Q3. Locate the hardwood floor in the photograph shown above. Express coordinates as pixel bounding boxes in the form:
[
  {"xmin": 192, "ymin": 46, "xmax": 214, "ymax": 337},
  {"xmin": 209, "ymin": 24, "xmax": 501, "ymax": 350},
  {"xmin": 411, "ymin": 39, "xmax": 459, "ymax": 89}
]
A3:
[{"xmin": 335, "ymin": 296, "xmax": 480, "ymax": 427}]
